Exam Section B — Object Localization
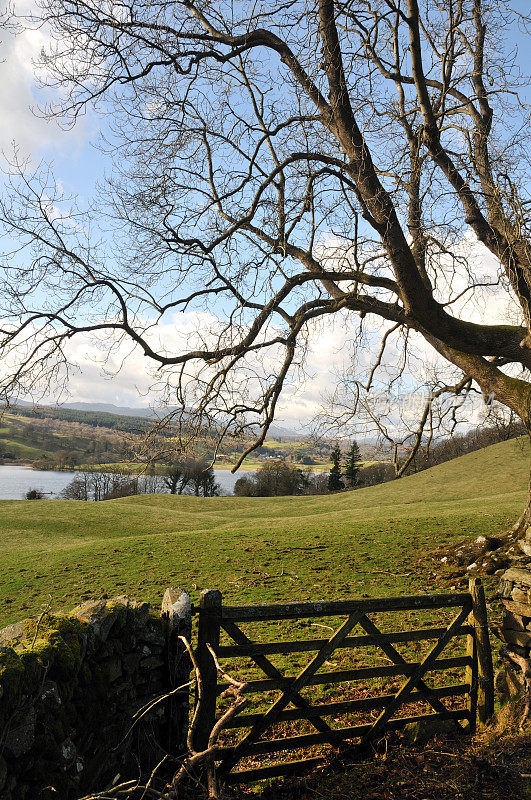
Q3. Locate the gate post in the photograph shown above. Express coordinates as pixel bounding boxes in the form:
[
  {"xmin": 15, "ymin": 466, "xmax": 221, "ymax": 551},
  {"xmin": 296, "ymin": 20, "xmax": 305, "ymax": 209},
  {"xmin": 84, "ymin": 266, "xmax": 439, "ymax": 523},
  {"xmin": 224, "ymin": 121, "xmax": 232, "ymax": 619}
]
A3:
[
  {"xmin": 465, "ymin": 592, "xmax": 478, "ymax": 733},
  {"xmin": 193, "ymin": 589, "xmax": 222, "ymax": 753},
  {"xmin": 161, "ymin": 587, "xmax": 192, "ymax": 755},
  {"xmin": 469, "ymin": 577, "xmax": 494, "ymax": 724}
]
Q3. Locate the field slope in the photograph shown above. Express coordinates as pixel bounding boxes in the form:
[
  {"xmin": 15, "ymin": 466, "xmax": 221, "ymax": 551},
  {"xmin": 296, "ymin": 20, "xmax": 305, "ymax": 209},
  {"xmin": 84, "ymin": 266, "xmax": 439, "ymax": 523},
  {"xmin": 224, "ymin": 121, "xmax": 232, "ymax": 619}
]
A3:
[{"xmin": 0, "ymin": 437, "xmax": 528, "ymax": 626}]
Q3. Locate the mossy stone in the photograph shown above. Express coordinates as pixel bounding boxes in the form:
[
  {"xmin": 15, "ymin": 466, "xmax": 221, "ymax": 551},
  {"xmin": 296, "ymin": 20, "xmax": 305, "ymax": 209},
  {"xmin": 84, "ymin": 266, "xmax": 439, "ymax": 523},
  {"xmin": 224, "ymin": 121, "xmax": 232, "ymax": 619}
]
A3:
[
  {"xmin": 0, "ymin": 649, "xmax": 24, "ymax": 696},
  {"xmin": 104, "ymin": 601, "xmax": 128, "ymax": 632}
]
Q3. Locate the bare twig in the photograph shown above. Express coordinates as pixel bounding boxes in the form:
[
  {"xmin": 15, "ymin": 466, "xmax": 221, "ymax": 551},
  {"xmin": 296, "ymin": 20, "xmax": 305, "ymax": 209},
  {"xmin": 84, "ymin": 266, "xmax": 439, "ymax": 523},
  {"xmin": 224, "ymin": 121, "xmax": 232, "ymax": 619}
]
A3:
[
  {"xmin": 114, "ymin": 680, "xmax": 193, "ymax": 749},
  {"xmin": 31, "ymin": 597, "xmax": 52, "ymax": 650},
  {"xmin": 170, "ymin": 636, "xmax": 248, "ymax": 799}
]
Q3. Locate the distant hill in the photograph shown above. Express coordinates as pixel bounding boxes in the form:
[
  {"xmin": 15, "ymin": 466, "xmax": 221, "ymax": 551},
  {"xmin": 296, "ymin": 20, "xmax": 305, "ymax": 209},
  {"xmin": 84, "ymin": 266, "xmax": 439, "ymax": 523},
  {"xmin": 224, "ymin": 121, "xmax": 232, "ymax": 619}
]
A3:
[
  {"xmin": 10, "ymin": 399, "xmax": 303, "ymax": 440},
  {"xmin": 13, "ymin": 399, "xmax": 162, "ymax": 419},
  {"xmin": 47, "ymin": 401, "xmax": 158, "ymax": 418},
  {"xmin": 0, "ymin": 401, "xmax": 319, "ymax": 470},
  {"xmin": 0, "ymin": 404, "xmax": 147, "ymax": 467},
  {"xmin": 5, "ymin": 403, "xmax": 153, "ymax": 434}
]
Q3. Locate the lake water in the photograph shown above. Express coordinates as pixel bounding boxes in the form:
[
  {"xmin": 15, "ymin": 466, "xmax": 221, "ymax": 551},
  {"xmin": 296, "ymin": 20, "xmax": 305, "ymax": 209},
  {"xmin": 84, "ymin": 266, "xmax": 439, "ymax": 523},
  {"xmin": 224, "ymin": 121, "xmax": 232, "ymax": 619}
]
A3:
[{"xmin": 0, "ymin": 464, "xmax": 251, "ymax": 499}]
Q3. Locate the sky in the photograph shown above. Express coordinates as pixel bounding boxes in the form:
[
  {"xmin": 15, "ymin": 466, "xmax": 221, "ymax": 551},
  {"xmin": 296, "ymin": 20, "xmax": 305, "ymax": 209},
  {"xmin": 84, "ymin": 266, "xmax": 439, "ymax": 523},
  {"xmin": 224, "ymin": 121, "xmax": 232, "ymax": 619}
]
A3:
[{"xmin": 1, "ymin": 3, "xmax": 530, "ymax": 433}]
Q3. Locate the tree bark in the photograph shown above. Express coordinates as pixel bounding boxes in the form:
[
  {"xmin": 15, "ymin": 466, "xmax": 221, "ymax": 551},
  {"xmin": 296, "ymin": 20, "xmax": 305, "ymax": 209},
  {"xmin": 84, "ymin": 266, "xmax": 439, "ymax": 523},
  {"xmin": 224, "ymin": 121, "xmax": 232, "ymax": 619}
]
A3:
[{"xmin": 510, "ymin": 466, "xmax": 531, "ymax": 556}]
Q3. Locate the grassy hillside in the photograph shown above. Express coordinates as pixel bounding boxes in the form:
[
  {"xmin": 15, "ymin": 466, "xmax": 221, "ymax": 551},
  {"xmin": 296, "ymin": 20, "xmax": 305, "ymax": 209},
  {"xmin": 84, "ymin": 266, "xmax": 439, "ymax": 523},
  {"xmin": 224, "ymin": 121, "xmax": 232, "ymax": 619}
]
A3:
[
  {"xmin": 0, "ymin": 408, "xmax": 137, "ymax": 467},
  {"xmin": 0, "ymin": 436, "xmax": 528, "ymax": 626}
]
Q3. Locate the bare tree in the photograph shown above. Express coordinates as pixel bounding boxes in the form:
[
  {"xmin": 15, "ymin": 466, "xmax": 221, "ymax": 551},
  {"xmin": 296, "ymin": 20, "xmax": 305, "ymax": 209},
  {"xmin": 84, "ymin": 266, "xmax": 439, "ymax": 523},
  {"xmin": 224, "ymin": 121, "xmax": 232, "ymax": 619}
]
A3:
[
  {"xmin": 2, "ymin": 1, "xmax": 531, "ymax": 552},
  {"xmin": 234, "ymin": 459, "xmax": 309, "ymax": 496},
  {"xmin": 60, "ymin": 469, "xmax": 164, "ymax": 499},
  {"xmin": 320, "ymin": 368, "xmax": 478, "ymax": 477},
  {"xmin": 163, "ymin": 458, "xmax": 220, "ymax": 496}
]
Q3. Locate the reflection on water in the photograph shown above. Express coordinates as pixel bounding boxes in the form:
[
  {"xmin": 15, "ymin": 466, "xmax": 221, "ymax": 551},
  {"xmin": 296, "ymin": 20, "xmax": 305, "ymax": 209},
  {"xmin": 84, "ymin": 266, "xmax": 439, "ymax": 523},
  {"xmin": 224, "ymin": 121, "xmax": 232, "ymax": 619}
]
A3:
[{"xmin": 0, "ymin": 464, "xmax": 251, "ymax": 499}]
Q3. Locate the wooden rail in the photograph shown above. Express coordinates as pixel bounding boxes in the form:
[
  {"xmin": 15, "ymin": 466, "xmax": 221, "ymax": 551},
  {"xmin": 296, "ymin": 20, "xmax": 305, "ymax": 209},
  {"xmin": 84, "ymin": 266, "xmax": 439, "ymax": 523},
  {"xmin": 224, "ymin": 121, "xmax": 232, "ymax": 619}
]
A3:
[
  {"xmin": 220, "ymin": 592, "xmax": 472, "ymax": 620},
  {"xmin": 215, "ymin": 625, "xmax": 472, "ymax": 657},
  {"xmin": 192, "ymin": 579, "xmax": 493, "ymax": 785}
]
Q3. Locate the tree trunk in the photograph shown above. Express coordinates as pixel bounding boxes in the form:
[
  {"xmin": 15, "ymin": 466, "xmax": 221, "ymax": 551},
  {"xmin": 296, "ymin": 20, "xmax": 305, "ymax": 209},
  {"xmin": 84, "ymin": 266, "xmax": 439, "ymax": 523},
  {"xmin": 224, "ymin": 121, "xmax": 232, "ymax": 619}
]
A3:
[
  {"xmin": 511, "ymin": 471, "xmax": 531, "ymax": 557},
  {"xmin": 508, "ymin": 424, "xmax": 531, "ymax": 555}
]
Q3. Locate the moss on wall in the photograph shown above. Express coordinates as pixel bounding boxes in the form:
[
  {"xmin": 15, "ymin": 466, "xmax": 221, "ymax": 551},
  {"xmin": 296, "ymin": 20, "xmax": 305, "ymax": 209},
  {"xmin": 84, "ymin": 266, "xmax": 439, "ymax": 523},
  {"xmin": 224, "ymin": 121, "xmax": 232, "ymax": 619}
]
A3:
[{"xmin": 0, "ymin": 596, "xmax": 175, "ymax": 800}]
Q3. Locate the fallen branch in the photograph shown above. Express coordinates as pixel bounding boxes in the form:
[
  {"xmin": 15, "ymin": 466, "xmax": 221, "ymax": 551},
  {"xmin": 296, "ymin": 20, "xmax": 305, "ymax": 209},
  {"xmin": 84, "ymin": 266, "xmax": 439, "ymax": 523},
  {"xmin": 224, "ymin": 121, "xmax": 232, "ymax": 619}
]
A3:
[{"xmin": 78, "ymin": 780, "xmax": 165, "ymax": 799}]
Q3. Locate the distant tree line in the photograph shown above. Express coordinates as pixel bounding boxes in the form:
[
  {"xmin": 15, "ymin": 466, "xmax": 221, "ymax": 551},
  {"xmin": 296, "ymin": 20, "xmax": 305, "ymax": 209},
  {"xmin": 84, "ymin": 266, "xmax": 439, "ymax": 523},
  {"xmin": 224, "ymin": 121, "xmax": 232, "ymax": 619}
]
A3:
[
  {"xmin": 162, "ymin": 459, "xmax": 220, "ymax": 497},
  {"xmin": 234, "ymin": 460, "xmax": 328, "ymax": 497},
  {"xmin": 58, "ymin": 459, "xmax": 220, "ymax": 501},
  {"xmin": 344, "ymin": 418, "xmax": 527, "ymax": 489},
  {"xmin": 399, "ymin": 418, "xmax": 526, "ymax": 476},
  {"xmin": 8, "ymin": 404, "xmax": 153, "ymax": 435}
]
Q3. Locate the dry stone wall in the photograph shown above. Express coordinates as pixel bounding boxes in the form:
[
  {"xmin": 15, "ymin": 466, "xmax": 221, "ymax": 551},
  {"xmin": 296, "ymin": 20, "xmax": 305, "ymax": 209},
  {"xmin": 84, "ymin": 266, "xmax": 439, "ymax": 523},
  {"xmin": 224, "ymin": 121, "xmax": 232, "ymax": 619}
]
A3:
[
  {"xmin": 498, "ymin": 566, "xmax": 531, "ymax": 658},
  {"xmin": 0, "ymin": 590, "xmax": 191, "ymax": 800},
  {"xmin": 496, "ymin": 564, "xmax": 531, "ymax": 722}
]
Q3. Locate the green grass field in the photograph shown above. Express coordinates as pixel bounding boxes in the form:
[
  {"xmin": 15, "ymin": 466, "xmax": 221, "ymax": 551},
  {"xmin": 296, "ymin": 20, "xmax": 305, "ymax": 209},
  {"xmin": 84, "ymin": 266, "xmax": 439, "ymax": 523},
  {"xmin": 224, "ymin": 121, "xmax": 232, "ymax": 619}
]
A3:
[
  {"xmin": 1, "ymin": 436, "xmax": 530, "ymax": 796},
  {"xmin": 0, "ymin": 436, "xmax": 528, "ymax": 627},
  {"xmin": 0, "ymin": 438, "xmax": 51, "ymax": 459}
]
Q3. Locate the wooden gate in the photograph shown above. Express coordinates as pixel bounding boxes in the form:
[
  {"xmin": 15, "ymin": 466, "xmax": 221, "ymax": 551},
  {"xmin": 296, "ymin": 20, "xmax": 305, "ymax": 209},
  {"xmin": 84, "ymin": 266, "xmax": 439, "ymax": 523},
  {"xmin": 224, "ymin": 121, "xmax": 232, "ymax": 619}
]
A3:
[{"xmin": 192, "ymin": 578, "xmax": 493, "ymax": 785}]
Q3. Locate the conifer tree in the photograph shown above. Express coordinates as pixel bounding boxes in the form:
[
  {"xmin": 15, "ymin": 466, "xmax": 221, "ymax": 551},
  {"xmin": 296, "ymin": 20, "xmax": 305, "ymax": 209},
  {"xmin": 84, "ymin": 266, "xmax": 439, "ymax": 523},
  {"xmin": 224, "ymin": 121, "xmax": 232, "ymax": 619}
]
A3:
[
  {"xmin": 328, "ymin": 443, "xmax": 344, "ymax": 492},
  {"xmin": 344, "ymin": 441, "xmax": 362, "ymax": 488}
]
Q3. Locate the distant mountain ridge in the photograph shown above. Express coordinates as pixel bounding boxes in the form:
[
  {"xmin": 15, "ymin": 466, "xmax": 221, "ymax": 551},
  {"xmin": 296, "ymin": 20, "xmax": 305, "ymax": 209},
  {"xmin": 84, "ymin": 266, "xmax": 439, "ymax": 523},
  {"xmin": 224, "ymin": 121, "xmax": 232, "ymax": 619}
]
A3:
[
  {"xmin": 48, "ymin": 401, "xmax": 159, "ymax": 418},
  {"xmin": 12, "ymin": 399, "xmax": 158, "ymax": 418}
]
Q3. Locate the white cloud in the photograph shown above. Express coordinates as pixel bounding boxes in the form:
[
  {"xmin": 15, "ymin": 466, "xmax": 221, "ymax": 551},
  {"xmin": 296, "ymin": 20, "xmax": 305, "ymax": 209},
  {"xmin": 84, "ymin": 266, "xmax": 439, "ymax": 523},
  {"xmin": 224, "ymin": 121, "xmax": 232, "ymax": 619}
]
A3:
[
  {"xmin": 1, "ymin": 308, "xmax": 352, "ymax": 427},
  {"xmin": 0, "ymin": 18, "xmax": 53, "ymax": 153},
  {"xmin": 48, "ymin": 311, "xmax": 219, "ymax": 406},
  {"xmin": 0, "ymin": 4, "xmax": 89, "ymax": 161}
]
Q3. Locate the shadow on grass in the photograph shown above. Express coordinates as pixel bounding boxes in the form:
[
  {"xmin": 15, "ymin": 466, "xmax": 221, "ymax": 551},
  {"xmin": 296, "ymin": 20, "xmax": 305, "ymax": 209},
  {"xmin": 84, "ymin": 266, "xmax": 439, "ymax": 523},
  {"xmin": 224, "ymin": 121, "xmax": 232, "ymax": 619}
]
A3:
[{"xmin": 243, "ymin": 728, "xmax": 530, "ymax": 800}]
